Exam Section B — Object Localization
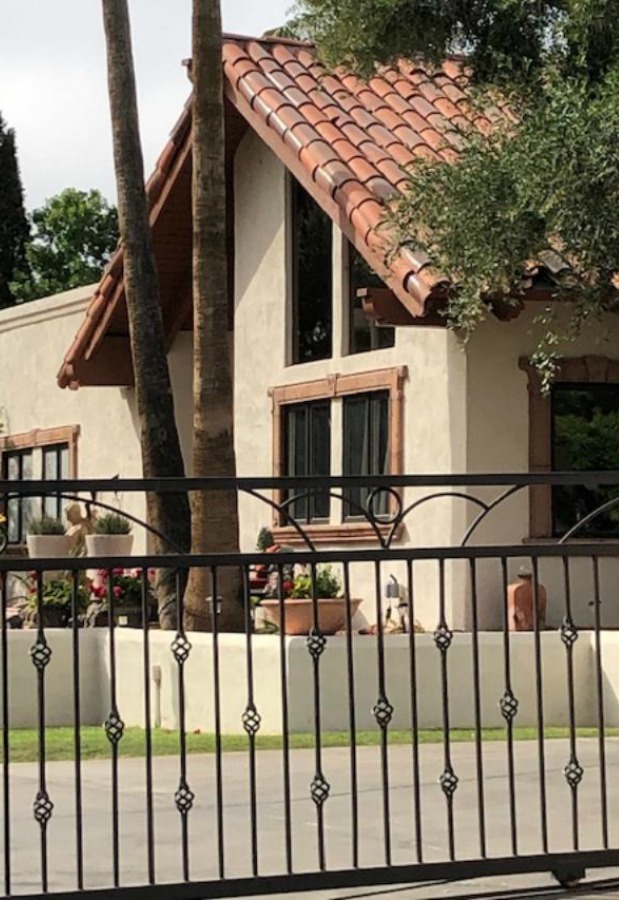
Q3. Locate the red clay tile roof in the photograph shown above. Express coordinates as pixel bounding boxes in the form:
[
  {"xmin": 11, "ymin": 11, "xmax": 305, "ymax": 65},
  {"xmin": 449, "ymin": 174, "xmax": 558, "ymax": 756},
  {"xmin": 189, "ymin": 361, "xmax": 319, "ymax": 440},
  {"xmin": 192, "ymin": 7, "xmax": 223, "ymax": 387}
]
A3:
[{"xmin": 58, "ymin": 34, "xmax": 487, "ymax": 389}]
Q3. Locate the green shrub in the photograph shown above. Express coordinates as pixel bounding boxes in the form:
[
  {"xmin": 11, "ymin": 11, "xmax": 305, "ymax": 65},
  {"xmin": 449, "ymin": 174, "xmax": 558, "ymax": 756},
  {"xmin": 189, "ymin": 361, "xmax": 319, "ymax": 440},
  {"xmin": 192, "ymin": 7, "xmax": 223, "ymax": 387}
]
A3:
[
  {"xmin": 289, "ymin": 565, "xmax": 342, "ymax": 599},
  {"xmin": 26, "ymin": 575, "xmax": 89, "ymax": 610},
  {"xmin": 28, "ymin": 516, "xmax": 66, "ymax": 536},
  {"xmin": 93, "ymin": 512, "xmax": 132, "ymax": 535}
]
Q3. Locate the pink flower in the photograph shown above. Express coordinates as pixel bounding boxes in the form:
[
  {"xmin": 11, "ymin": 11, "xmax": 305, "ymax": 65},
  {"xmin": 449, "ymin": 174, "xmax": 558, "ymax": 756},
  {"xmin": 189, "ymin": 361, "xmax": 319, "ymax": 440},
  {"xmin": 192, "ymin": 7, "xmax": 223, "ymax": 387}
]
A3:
[
  {"xmin": 113, "ymin": 586, "xmax": 122, "ymax": 599},
  {"xmin": 133, "ymin": 568, "xmax": 143, "ymax": 577},
  {"xmin": 93, "ymin": 585, "xmax": 105, "ymax": 600},
  {"xmin": 97, "ymin": 569, "xmax": 108, "ymax": 579},
  {"xmin": 112, "ymin": 567, "xmax": 124, "ymax": 576}
]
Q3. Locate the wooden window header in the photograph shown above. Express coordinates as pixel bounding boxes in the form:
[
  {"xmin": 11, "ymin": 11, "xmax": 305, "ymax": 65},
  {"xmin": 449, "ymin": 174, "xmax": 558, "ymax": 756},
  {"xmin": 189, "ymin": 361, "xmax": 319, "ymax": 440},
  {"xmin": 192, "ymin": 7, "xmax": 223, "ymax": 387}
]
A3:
[
  {"xmin": 270, "ymin": 367, "xmax": 407, "ymax": 406},
  {"xmin": 0, "ymin": 425, "xmax": 80, "ymax": 453}
]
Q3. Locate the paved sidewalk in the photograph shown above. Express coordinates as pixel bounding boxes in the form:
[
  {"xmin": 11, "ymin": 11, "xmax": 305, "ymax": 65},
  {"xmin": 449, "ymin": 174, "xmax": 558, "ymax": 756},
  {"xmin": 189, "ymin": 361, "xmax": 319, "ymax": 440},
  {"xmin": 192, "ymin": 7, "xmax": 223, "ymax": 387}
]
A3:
[{"xmin": 2, "ymin": 740, "xmax": 619, "ymax": 895}]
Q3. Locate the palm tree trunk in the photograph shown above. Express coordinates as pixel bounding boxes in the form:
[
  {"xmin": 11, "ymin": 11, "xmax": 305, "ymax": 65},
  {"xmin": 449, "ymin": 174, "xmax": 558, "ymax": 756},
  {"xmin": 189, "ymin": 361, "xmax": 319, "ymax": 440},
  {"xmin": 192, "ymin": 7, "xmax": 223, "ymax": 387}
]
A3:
[
  {"xmin": 184, "ymin": 0, "xmax": 243, "ymax": 632},
  {"xmin": 101, "ymin": 0, "xmax": 191, "ymax": 629}
]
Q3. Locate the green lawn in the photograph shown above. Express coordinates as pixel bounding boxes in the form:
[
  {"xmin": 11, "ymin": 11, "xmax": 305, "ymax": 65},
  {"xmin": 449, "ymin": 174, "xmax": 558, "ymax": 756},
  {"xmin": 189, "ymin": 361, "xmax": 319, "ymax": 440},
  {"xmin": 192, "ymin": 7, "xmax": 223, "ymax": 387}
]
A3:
[{"xmin": 1, "ymin": 725, "xmax": 616, "ymax": 764}]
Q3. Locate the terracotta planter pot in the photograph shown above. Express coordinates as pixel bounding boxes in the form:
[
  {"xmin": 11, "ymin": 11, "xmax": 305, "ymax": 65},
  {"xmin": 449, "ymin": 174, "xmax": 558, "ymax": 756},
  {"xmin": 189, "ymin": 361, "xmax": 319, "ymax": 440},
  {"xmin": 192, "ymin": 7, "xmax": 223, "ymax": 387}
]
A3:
[
  {"xmin": 261, "ymin": 597, "xmax": 362, "ymax": 636},
  {"xmin": 86, "ymin": 534, "xmax": 134, "ymax": 558},
  {"xmin": 26, "ymin": 534, "xmax": 72, "ymax": 559},
  {"xmin": 507, "ymin": 571, "xmax": 547, "ymax": 631}
]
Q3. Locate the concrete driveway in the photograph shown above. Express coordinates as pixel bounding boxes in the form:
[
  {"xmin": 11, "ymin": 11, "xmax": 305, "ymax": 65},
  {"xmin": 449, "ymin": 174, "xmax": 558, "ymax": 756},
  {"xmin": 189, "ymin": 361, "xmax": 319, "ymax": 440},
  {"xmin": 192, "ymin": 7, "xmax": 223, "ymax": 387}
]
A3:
[{"xmin": 2, "ymin": 739, "xmax": 619, "ymax": 897}]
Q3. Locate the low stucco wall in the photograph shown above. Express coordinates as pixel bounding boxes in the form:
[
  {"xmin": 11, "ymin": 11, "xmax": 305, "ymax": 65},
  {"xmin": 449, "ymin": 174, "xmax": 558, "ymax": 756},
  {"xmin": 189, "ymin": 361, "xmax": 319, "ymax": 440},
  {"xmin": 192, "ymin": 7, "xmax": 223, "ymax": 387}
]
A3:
[
  {"xmin": 1, "ymin": 629, "xmax": 103, "ymax": 728},
  {"xmin": 1, "ymin": 628, "xmax": 610, "ymax": 733}
]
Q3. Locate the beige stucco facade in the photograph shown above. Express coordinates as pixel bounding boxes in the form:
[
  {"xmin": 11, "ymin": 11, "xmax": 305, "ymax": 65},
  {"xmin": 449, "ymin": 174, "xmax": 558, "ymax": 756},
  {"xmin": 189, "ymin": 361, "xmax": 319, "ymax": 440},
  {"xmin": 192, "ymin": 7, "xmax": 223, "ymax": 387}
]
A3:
[{"xmin": 2, "ymin": 130, "xmax": 619, "ymax": 632}]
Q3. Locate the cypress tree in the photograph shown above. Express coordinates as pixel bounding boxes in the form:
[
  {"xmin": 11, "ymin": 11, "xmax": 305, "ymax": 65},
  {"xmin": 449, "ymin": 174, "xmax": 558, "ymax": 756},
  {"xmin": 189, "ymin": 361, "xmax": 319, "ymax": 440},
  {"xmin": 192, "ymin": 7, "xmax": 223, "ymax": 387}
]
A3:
[{"xmin": 0, "ymin": 114, "xmax": 29, "ymax": 307}]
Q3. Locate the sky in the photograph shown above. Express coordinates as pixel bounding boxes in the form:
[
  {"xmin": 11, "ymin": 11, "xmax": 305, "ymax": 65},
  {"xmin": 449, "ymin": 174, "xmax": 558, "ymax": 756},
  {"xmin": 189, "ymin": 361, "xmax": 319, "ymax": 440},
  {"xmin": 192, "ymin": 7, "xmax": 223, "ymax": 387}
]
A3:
[{"xmin": 0, "ymin": 0, "xmax": 291, "ymax": 210}]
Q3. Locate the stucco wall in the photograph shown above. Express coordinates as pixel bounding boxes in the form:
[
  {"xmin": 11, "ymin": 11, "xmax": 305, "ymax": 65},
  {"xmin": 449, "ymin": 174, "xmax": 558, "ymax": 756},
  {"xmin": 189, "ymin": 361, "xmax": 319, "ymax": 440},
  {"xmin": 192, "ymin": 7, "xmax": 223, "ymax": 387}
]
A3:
[
  {"xmin": 0, "ymin": 288, "xmax": 199, "ymax": 554},
  {"xmin": 464, "ymin": 307, "xmax": 619, "ymax": 629},
  {"xmin": 0, "ymin": 287, "xmax": 149, "ymax": 547},
  {"xmin": 0, "ymin": 628, "xmax": 606, "ymax": 732},
  {"xmin": 233, "ymin": 129, "xmax": 468, "ymax": 629}
]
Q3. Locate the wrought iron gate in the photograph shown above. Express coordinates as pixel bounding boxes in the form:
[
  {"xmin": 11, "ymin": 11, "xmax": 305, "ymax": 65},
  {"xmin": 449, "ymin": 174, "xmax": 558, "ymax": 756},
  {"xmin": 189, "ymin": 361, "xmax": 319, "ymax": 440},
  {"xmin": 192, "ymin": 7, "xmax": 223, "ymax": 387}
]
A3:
[{"xmin": 1, "ymin": 474, "xmax": 619, "ymax": 899}]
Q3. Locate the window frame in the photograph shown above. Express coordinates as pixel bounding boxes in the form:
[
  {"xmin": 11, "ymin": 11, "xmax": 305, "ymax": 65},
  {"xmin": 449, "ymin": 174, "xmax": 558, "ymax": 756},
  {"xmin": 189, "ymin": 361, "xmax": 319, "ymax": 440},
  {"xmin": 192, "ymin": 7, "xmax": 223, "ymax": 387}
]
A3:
[
  {"xmin": 0, "ymin": 425, "xmax": 80, "ymax": 549},
  {"xmin": 521, "ymin": 355, "xmax": 619, "ymax": 539},
  {"xmin": 345, "ymin": 239, "xmax": 396, "ymax": 356},
  {"xmin": 282, "ymin": 397, "xmax": 332, "ymax": 524},
  {"xmin": 289, "ymin": 177, "xmax": 333, "ymax": 366},
  {"xmin": 271, "ymin": 367, "xmax": 406, "ymax": 543},
  {"xmin": 342, "ymin": 389, "xmax": 391, "ymax": 520}
]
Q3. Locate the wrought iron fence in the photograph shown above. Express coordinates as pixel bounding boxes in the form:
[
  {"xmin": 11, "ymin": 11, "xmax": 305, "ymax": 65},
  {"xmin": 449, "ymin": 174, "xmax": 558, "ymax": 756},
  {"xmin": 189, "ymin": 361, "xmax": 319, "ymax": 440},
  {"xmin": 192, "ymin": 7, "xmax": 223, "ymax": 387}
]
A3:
[{"xmin": 0, "ymin": 474, "xmax": 618, "ymax": 898}]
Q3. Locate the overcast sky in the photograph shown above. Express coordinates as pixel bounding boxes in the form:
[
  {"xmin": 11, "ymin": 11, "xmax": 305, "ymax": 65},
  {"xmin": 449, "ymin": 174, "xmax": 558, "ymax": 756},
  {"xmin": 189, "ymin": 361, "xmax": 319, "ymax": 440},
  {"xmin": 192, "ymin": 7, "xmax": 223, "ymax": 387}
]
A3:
[{"xmin": 1, "ymin": 0, "xmax": 291, "ymax": 210}]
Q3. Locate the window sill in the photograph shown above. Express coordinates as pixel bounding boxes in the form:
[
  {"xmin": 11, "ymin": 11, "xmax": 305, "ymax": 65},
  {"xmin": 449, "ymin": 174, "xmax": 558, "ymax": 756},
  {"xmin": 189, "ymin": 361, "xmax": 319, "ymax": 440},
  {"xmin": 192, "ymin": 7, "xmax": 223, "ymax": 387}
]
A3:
[
  {"xmin": 3, "ymin": 545, "xmax": 28, "ymax": 557},
  {"xmin": 272, "ymin": 522, "xmax": 404, "ymax": 545}
]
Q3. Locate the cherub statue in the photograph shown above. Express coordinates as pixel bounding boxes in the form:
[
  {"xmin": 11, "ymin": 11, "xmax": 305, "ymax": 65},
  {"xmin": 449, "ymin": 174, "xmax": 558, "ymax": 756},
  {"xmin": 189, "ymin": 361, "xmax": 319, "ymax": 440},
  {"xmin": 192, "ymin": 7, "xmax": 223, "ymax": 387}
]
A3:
[{"xmin": 65, "ymin": 502, "xmax": 95, "ymax": 555}]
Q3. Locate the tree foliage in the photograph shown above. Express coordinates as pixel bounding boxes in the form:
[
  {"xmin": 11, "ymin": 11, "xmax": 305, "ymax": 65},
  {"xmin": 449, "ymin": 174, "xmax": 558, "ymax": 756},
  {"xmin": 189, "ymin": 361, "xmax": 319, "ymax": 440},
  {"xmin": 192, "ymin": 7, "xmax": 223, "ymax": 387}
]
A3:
[
  {"xmin": 296, "ymin": 0, "xmax": 619, "ymax": 383},
  {"xmin": 13, "ymin": 188, "xmax": 118, "ymax": 302},
  {"xmin": 0, "ymin": 114, "xmax": 29, "ymax": 307}
]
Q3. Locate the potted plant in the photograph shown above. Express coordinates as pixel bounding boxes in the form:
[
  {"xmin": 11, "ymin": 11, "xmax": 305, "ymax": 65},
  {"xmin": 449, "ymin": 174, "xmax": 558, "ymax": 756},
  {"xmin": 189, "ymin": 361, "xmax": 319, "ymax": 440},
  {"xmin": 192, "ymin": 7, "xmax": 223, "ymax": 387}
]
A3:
[
  {"xmin": 261, "ymin": 565, "xmax": 362, "ymax": 636},
  {"xmin": 86, "ymin": 512, "xmax": 134, "ymax": 557},
  {"xmin": 26, "ymin": 516, "xmax": 72, "ymax": 559},
  {"xmin": 24, "ymin": 573, "xmax": 90, "ymax": 628},
  {"xmin": 86, "ymin": 568, "xmax": 155, "ymax": 628}
]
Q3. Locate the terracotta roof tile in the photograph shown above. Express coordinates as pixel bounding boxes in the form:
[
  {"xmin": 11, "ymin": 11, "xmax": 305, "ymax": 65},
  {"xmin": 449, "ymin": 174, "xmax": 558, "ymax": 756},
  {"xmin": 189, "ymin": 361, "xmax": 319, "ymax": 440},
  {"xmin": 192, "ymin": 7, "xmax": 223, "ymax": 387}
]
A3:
[{"xmin": 58, "ymin": 36, "xmax": 504, "ymax": 388}]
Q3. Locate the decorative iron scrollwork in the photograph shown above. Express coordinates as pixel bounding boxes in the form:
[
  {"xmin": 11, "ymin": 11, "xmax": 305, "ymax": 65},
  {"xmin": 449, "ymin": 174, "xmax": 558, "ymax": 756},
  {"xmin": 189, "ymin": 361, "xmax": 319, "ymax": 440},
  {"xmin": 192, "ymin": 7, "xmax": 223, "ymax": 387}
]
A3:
[
  {"xmin": 30, "ymin": 638, "xmax": 52, "ymax": 671},
  {"xmin": 439, "ymin": 766, "xmax": 459, "ymax": 798},
  {"xmin": 242, "ymin": 704, "xmax": 262, "ymax": 737},
  {"xmin": 306, "ymin": 630, "xmax": 327, "ymax": 660},
  {"xmin": 104, "ymin": 710, "xmax": 125, "ymax": 745},
  {"xmin": 564, "ymin": 757, "xmax": 584, "ymax": 789},
  {"xmin": 560, "ymin": 619, "xmax": 579, "ymax": 648},
  {"xmin": 500, "ymin": 690, "xmax": 519, "ymax": 723},
  {"xmin": 373, "ymin": 696, "xmax": 394, "ymax": 729},
  {"xmin": 171, "ymin": 633, "xmax": 192, "ymax": 665},
  {"xmin": 310, "ymin": 773, "xmax": 330, "ymax": 807},
  {"xmin": 433, "ymin": 623, "xmax": 453, "ymax": 654},
  {"xmin": 33, "ymin": 790, "xmax": 54, "ymax": 826},
  {"xmin": 175, "ymin": 780, "xmax": 195, "ymax": 816}
]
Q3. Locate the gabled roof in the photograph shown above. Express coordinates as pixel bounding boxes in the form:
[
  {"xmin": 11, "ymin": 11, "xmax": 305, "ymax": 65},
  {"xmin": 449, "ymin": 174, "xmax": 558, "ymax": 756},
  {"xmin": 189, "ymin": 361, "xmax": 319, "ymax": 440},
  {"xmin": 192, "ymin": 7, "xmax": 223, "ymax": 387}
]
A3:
[{"xmin": 58, "ymin": 34, "xmax": 490, "ymax": 389}]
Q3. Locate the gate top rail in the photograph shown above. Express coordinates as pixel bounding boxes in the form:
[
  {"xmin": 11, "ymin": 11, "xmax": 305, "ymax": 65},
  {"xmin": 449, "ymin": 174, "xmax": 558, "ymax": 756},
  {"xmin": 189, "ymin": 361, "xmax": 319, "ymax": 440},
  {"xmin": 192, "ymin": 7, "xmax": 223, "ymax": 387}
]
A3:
[
  {"xmin": 3, "ymin": 471, "xmax": 619, "ymax": 495},
  {"xmin": 2, "ymin": 543, "xmax": 619, "ymax": 573}
]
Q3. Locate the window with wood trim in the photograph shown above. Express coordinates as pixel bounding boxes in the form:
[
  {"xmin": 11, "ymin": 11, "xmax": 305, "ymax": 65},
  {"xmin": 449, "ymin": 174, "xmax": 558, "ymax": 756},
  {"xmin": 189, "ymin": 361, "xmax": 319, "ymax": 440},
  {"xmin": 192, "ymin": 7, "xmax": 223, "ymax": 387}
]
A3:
[
  {"xmin": 343, "ymin": 390, "xmax": 390, "ymax": 518},
  {"xmin": 283, "ymin": 399, "xmax": 331, "ymax": 523},
  {"xmin": 347, "ymin": 242, "xmax": 395, "ymax": 355},
  {"xmin": 3, "ymin": 449, "xmax": 34, "ymax": 545},
  {"xmin": 271, "ymin": 368, "xmax": 406, "ymax": 542},
  {"xmin": 291, "ymin": 178, "xmax": 333, "ymax": 364},
  {"xmin": 0, "ymin": 426, "xmax": 79, "ymax": 545},
  {"xmin": 522, "ymin": 356, "xmax": 619, "ymax": 539}
]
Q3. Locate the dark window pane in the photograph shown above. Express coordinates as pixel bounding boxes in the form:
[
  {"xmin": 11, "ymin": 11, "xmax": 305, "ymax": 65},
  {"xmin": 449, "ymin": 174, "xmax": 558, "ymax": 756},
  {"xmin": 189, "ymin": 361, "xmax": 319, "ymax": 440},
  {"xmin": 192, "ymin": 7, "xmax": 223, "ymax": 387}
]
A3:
[
  {"xmin": 552, "ymin": 384, "xmax": 619, "ymax": 537},
  {"xmin": 283, "ymin": 400, "xmax": 331, "ymax": 523},
  {"xmin": 43, "ymin": 443, "xmax": 70, "ymax": 521},
  {"xmin": 3, "ymin": 450, "xmax": 34, "ymax": 544},
  {"xmin": 292, "ymin": 180, "xmax": 332, "ymax": 363},
  {"xmin": 343, "ymin": 391, "xmax": 390, "ymax": 518},
  {"xmin": 348, "ymin": 243, "xmax": 395, "ymax": 354}
]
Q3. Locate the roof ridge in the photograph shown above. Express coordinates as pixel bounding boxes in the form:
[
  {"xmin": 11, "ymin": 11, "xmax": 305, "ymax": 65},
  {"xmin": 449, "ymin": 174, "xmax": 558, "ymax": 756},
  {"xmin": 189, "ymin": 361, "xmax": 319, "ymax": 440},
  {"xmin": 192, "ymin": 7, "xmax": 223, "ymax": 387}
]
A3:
[{"xmin": 223, "ymin": 31, "xmax": 315, "ymax": 49}]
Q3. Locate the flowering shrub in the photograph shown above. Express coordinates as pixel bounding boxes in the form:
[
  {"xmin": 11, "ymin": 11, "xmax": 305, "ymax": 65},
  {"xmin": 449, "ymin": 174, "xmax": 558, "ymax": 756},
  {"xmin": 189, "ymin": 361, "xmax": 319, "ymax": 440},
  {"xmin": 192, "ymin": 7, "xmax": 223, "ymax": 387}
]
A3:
[
  {"xmin": 264, "ymin": 564, "xmax": 341, "ymax": 599},
  {"xmin": 90, "ymin": 568, "xmax": 155, "ymax": 608}
]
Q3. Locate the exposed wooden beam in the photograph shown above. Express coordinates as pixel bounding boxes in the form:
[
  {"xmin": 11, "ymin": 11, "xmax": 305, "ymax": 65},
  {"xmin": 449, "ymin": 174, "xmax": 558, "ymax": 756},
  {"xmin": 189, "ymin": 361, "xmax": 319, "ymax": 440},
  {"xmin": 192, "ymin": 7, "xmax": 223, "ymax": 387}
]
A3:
[{"xmin": 358, "ymin": 287, "xmax": 446, "ymax": 327}]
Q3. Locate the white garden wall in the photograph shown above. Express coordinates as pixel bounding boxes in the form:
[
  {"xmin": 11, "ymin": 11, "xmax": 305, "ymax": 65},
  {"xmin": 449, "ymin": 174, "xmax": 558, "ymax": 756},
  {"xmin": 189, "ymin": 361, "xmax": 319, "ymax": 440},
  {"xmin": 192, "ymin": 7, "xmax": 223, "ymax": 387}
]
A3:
[{"xmin": 1, "ymin": 628, "xmax": 613, "ymax": 734}]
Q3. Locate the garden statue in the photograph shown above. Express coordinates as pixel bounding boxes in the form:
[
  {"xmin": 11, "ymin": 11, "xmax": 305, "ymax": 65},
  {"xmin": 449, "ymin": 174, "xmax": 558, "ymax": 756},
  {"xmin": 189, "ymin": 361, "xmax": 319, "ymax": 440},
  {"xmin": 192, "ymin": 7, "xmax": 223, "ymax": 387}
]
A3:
[
  {"xmin": 507, "ymin": 569, "xmax": 547, "ymax": 631},
  {"xmin": 65, "ymin": 502, "xmax": 95, "ymax": 555}
]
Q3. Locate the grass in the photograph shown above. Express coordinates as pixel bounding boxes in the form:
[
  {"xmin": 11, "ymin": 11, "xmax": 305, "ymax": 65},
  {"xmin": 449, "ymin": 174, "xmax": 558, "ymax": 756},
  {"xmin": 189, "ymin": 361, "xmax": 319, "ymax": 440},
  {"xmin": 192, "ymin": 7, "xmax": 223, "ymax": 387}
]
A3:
[{"xmin": 1, "ymin": 726, "xmax": 617, "ymax": 764}]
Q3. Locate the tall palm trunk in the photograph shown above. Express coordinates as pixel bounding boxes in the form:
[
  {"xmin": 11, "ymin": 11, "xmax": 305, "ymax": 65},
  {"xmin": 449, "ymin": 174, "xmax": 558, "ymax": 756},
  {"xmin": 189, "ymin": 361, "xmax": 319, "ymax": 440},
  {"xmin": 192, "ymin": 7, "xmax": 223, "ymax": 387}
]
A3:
[
  {"xmin": 101, "ymin": 0, "xmax": 191, "ymax": 628},
  {"xmin": 184, "ymin": 0, "xmax": 243, "ymax": 632}
]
